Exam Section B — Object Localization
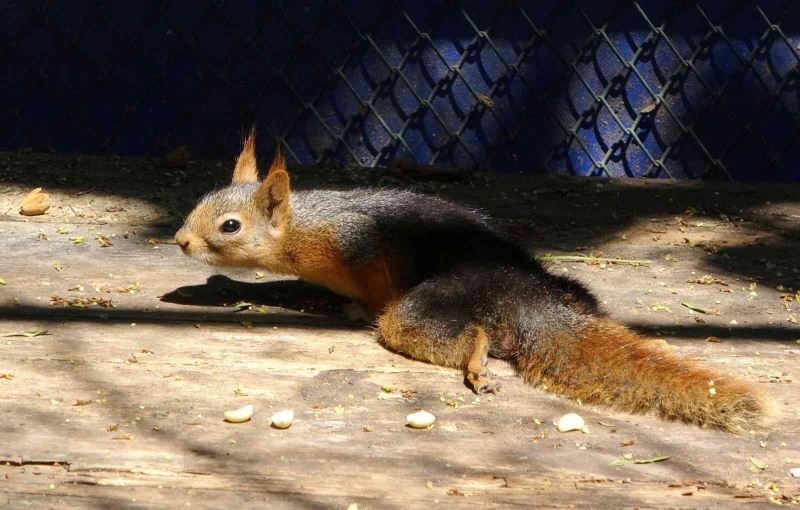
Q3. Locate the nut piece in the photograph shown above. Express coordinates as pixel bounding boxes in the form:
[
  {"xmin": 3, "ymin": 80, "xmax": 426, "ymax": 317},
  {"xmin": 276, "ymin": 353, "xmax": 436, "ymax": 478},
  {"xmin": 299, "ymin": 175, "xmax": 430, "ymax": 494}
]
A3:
[
  {"xmin": 20, "ymin": 187, "xmax": 51, "ymax": 216},
  {"xmin": 790, "ymin": 467, "xmax": 800, "ymax": 478},
  {"xmin": 555, "ymin": 413, "xmax": 587, "ymax": 433},
  {"xmin": 271, "ymin": 409, "xmax": 294, "ymax": 429},
  {"xmin": 223, "ymin": 404, "xmax": 253, "ymax": 423},
  {"xmin": 406, "ymin": 410, "xmax": 436, "ymax": 429}
]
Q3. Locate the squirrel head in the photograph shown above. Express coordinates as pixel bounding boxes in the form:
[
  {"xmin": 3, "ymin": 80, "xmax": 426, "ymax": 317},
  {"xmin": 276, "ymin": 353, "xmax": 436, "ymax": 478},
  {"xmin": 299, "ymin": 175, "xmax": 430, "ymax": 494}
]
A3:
[{"xmin": 174, "ymin": 131, "xmax": 291, "ymax": 268}]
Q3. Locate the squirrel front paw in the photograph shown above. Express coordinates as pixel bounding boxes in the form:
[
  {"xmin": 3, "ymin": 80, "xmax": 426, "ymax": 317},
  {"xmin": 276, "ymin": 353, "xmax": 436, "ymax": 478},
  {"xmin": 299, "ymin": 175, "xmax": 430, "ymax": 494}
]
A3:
[{"xmin": 341, "ymin": 301, "xmax": 373, "ymax": 323}]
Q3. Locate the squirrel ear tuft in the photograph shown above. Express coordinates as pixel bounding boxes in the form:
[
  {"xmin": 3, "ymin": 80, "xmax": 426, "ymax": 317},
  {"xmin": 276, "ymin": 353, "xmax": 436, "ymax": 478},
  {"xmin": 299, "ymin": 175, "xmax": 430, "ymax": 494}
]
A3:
[
  {"xmin": 232, "ymin": 129, "xmax": 258, "ymax": 184},
  {"xmin": 267, "ymin": 144, "xmax": 287, "ymax": 176},
  {"xmin": 254, "ymin": 169, "xmax": 291, "ymax": 228}
]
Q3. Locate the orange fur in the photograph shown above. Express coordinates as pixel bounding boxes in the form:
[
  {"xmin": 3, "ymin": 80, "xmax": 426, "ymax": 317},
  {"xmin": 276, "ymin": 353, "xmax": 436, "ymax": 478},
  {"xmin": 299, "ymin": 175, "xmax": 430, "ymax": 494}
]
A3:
[
  {"xmin": 232, "ymin": 129, "xmax": 258, "ymax": 183},
  {"xmin": 281, "ymin": 225, "xmax": 397, "ymax": 311},
  {"xmin": 351, "ymin": 256, "xmax": 397, "ymax": 313},
  {"xmin": 268, "ymin": 144, "xmax": 286, "ymax": 175},
  {"xmin": 517, "ymin": 318, "xmax": 767, "ymax": 431}
]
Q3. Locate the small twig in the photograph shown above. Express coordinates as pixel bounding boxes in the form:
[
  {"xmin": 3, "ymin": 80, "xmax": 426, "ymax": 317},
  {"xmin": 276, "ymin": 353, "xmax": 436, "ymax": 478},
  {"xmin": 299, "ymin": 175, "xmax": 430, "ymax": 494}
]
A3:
[{"xmin": 537, "ymin": 255, "xmax": 652, "ymax": 266}]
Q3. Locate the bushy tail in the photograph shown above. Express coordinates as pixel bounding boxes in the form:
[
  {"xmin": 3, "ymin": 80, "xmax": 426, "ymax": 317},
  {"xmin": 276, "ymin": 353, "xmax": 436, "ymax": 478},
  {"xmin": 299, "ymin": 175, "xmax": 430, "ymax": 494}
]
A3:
[{"xmin": 515, "ymin": 318, "xmax": 768, "ymax": 431}]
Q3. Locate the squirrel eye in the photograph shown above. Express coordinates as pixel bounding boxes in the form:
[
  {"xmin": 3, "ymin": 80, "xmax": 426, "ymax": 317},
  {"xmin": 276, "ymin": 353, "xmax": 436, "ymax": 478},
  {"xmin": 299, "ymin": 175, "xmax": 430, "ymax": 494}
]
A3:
[{"xmin": 220, "ymin": 219, "xmax": 241, "ymax": 234}]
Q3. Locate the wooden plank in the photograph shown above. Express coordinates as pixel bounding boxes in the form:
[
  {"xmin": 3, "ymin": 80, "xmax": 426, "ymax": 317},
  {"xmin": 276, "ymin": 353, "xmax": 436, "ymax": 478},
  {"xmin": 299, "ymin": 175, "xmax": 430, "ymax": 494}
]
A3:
[
  {"xmin": 2, "ymin": 152, "xmax": 800, "ymax": 507},
  {"xmin": 1, "ymin": 465, "xmax": 771, "ymax": 509}
]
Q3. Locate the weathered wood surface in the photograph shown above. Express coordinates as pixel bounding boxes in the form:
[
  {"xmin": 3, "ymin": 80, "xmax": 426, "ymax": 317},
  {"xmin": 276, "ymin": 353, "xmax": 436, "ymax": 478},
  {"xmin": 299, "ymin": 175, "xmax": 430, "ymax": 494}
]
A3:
[{"xmin": 1, "ymin": 152, "xmax": 799, "ymax": 508}]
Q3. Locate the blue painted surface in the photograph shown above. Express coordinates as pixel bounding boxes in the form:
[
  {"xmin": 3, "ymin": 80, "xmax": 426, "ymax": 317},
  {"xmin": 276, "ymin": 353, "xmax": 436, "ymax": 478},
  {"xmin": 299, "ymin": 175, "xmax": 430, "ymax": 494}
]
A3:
[{"xmin": 2, "ymin": 1, "xmax": 799, "ymax": 181}]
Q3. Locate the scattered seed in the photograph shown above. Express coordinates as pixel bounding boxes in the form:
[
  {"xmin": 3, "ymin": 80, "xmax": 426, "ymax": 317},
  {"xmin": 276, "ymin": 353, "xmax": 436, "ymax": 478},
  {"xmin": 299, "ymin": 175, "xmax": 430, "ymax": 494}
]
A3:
[
  {"xmin": 556, "ymin": 413, "xmax": 588, "ymax": 433},
  {"xmin": 223, "ymin": 404, "xmax": 254, "ymax": 423},
  {"xmin": 406, "ymin": 410, "xmax": 436, "ymax": 429},
  {"xmin": 271, "ymin": 409, "xmax": 294, "ymax": 429}
]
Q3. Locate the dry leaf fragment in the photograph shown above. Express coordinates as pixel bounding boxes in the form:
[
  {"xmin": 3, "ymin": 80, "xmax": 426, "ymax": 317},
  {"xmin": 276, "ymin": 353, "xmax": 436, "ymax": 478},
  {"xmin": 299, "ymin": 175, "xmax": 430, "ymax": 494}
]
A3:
[
  {"xmin": 164, "ymin": 145, "xmax": 190, "ymax": 168},
  {"xmin": 681, "ymin": 302, "xmax": 709, "ymax": 314},
  {"xmin": 688, "ymin": 274, "xmax": 727, "ymax": 286},
  {"xmin": 0, "ymin": 277, "xmax": 5, "ymax": 285},
  {"xmin": 749, "ymin": 457, "xmax": 767, "ymax": 472},
  {"xmin": 3, "ymin": 329, "xmax": 48, "ymax": 338},
  {"xmin": 634, "ymin": 455, "xmax": 670, "ymax": 464},
  {"xmin": 50, "ymin": 295, "xmax": 115, "ymax": 308},
  {"xmin": 20, "ymin": 187, "xmax": 50, "ymax": 216},
  {"xmin": 95, "ymin": 234, "xmax": 113, "ymax": 247},
  {"xmin": 476, "ymin": 93, "xmax": 494, "ymax": 108}
]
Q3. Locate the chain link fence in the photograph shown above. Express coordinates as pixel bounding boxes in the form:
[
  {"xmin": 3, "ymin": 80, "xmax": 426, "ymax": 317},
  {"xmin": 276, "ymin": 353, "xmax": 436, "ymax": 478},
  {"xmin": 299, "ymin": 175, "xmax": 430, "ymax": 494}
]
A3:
[{"xmin": 2, "ymin": 1, "xmax": 800, "ymax": 181}]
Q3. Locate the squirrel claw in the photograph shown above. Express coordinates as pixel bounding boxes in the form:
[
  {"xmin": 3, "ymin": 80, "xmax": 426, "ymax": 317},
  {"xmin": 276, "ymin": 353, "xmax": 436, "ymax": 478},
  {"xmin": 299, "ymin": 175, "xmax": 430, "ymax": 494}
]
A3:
[{"xmin": 467, "ymin": 371, "xmax": 501, "ymax": 395}]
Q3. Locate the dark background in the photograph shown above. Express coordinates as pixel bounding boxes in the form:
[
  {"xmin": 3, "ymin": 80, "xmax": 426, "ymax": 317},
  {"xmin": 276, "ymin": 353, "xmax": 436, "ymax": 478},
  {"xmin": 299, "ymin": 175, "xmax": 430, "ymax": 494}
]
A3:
[{"xmin": 3, "ymin": 0, "xmax": 800, "ymax": 181}]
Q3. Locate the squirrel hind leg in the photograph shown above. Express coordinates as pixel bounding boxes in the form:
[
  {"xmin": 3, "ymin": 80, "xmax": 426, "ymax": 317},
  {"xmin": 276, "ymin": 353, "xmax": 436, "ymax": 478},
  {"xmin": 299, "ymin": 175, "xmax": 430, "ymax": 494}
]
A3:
[
  {"xmin": 377, "ymin": 291, "xmax": 500, "ymax": 394},
  {"xmin": 464, "ymin": 325, "xmax": 501, "ymax": 395}
]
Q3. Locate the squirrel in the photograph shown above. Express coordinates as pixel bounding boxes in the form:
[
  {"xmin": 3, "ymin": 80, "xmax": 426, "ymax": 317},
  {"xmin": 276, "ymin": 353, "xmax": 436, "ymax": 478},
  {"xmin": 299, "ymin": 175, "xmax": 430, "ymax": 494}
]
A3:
[{"xmin": 174, "ymin": 132, "xmax": 768, "ymax": 432}]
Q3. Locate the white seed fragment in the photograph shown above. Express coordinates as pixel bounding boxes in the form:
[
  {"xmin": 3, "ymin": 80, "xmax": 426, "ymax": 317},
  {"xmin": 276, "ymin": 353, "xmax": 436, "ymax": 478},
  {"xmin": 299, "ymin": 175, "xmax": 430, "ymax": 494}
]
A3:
[
  {"xmin": 790, "ymin": 467, "xmax": 800, "ymax": 478},
  {"xmin": 406, "ymin": 410, "xmax": 436, "ymax": 429},
  {"xmin": 271, "ymin": 409, "xmax": 294, "ymax": 429},
  {"xmin": 556, "ymin": 413, "xmax": 587, "ymax": 433},
  {"xmin": 223, "ymin": 404, "xmax": 253, "ymax": 423}
]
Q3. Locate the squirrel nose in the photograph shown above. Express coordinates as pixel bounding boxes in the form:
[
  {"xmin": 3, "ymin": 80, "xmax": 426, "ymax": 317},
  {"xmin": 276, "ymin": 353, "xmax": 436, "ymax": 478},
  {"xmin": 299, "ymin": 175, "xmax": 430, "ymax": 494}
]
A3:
[{"xmin": 174, "ymin": 230, "xmax": 190, "ymax": 251}]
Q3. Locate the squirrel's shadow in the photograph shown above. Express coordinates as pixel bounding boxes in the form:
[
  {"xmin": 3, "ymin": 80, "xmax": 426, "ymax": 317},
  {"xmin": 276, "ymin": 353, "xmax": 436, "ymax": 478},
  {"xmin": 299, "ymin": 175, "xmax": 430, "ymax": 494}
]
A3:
[{"xmin": 160, "ymin": 274, "xmax": 347, "ymax": 316}]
